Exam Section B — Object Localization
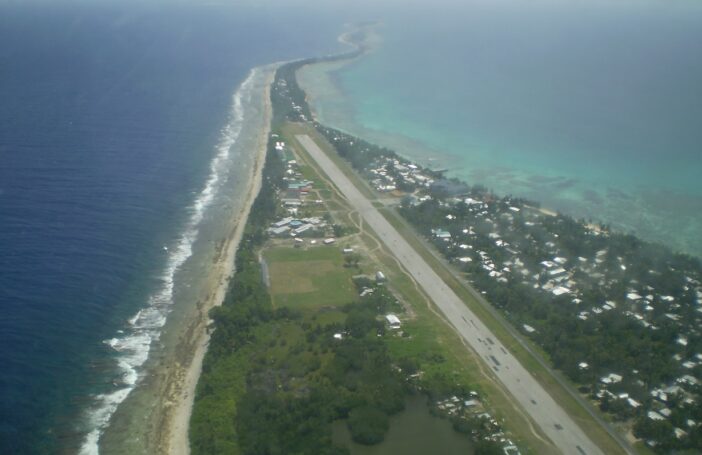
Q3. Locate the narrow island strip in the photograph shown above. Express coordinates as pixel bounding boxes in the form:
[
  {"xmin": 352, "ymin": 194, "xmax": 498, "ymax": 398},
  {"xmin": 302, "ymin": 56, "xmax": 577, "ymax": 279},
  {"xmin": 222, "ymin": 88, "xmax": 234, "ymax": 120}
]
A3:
[
  {"xmin": 188, "ymin": 60, "xmax": 529, "ymax": 455},
  {"xmin": 185, "ymin": 24, "xmax": 700, "ymax": 455}
]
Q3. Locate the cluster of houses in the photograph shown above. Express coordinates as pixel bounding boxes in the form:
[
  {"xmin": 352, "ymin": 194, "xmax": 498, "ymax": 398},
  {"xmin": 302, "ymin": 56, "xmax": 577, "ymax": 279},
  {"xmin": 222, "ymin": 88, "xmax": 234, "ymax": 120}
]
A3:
[
  {"xmin": 365, "ymin": 156, "xmax": 435, "ymax": 193},
  {"xmin": 267, "ymin": 216, "xmax": 328, "ymax": 238},
  {"xmin": 325, "ymin": 138, "xmax": 702, "ymax": 447},
  {"xmin": 434, "ymin": 393, "xmax": 520, "ymax": 455},
  {"xmin": 276, "ymin": 140, "xmax": 315, "ymax": 214},
  {"xmin": 273, "ymin": 77, "xmax": 308, "ymax": 122},
  {"xmin": 295, "ymin": 119, "xmax": 701, "ymax": 447},
  {"xmin": 269, "ymin": 138, "xmax": 333, "ymax": 244},
  {"xmin": 419, "ymin": 192, "xmax": 702, "ymax": 444}
]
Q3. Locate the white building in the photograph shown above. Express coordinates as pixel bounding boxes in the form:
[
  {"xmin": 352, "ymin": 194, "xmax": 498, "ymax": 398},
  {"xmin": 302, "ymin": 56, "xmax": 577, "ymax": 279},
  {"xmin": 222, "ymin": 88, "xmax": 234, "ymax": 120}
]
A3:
[{"xmin": 385, "ymin": 314, "xmax": 401, "ymax": 329}]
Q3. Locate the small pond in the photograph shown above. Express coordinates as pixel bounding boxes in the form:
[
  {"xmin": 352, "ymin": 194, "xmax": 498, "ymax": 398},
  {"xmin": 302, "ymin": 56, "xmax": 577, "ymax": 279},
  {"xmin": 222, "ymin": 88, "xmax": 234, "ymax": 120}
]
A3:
[{"xmin": 333, "ymin": 395, "xmax": 474, "ymax": 455}]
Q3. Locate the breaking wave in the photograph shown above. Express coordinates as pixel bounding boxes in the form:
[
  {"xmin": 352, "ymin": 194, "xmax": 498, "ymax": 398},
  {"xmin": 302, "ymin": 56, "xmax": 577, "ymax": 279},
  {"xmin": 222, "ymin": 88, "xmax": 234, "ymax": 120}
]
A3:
[{"xmin": 78, "ymin": 68, "xmax": 258, "ymax": 455}]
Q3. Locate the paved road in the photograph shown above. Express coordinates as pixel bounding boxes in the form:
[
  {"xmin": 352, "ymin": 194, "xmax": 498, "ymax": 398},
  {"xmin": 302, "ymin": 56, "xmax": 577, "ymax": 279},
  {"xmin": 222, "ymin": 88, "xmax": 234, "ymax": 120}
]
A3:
[{"xmin": 297, "ymin": 134, "xmax": 604, "ymax": 455}]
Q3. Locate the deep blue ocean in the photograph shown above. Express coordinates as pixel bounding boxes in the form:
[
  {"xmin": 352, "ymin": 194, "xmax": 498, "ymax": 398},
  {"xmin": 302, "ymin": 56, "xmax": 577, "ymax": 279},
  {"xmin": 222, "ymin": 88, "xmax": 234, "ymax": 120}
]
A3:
[
  {"xmin": 0, "ymin": 2, "xmax": 343, "ymax": 453},
  {"xmin": 301, "ymin": 0, "xmax": 702, "ymax": 257}
]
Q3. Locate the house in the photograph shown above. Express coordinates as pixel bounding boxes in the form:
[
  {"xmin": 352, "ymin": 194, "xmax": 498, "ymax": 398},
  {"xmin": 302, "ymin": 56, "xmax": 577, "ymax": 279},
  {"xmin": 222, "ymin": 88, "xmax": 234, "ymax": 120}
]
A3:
[
  {"xmin": 600, "ymin": 373, "xmax": 623, "ymax": 384},
  {"xmin": 674, "ymin": 428, "xmax": 688, "ymax": 439},
  {"xmin": 627, "ymin": 398, "xmax": 641, "ymax": 408},
  {"xmin": 552, "ymin": 286, "xmax": 571, "ymax": 296},
  {"xmin": 272, "ymin": 217, "xmax": 293, "ymax": 228},
  {"xmin": 385, "ymin": 314, "xmax": 401, "ymax": 329},
  {"xmin": 359, "ymin": 288, "xmax": 374, "ymax": 297},
  {"xmin": 432, "ymin": 228, "xmax": 451, "ymax": 239},
  {"xmin": 294, "ymin": 224, "xmax": 314, "ymax": 235},
  {"xmin": 648, "ymin": 411, "xmax": 665, "ymax": 421},
  {"xmin": 548, "ymin": 268, "xmax": 567, "ymax": 277},
  {"xmin": 627, "ymin": 292, "xmax": 643, "ymax": 301},
  {"xmin": 269, "ymin": 226, "xmax": 290, "ymax": 236}
]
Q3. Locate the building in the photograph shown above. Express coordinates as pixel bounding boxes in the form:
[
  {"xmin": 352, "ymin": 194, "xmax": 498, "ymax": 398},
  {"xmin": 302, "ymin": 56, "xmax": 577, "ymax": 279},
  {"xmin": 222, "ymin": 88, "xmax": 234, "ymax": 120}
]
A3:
[{"xmin": 385, "ymin": 314, "xmax": 401, "ymax": 329}]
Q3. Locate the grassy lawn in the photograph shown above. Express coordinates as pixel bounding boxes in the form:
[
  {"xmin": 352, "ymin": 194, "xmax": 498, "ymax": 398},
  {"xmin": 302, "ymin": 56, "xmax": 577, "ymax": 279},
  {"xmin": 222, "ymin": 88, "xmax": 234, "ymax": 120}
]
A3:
[
  {"xmin": 633, "ymin": 441, "xmax": 658, "ymax": 455},
  {"xmin": 298, "ymin": 162, "xmax": 325, "ymax": 188},
  {"xmin": 264, "ymin": 246, "xmax": 356, "ymax": 311},
  {"xmin": 313, "ymin": 308, "xmax": 347, "ymax": 326}
]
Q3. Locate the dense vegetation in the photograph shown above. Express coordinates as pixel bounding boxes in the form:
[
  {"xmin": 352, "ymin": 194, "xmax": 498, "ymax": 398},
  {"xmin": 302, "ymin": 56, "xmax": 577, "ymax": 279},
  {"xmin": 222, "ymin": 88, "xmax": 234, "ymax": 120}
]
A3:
[
  {"xmin": 190, "ymin": 134, "xmax": 416, "ymax": 453},
  {"xmin": 271, "ymin": 60, "xmax": 315, "ymax": 125},
  {"xmin": 190, "ymin": 136, "xmax": 282, "ymax": 454}
]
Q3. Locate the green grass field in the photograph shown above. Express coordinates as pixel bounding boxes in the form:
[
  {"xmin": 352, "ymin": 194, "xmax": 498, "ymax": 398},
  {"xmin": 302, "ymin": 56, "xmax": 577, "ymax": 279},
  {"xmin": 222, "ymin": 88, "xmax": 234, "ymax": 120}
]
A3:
[{"xmin": 264, "ymin": 246, "xmax": 357, "ymax": 311}]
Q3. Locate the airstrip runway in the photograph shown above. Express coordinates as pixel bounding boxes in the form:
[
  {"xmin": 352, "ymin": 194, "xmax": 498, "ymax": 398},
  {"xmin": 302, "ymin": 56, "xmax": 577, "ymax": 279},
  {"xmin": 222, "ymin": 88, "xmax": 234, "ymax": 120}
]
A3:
[{"xmin": 296, "ymin": 134, "xmax": 605, "ymax": 455}]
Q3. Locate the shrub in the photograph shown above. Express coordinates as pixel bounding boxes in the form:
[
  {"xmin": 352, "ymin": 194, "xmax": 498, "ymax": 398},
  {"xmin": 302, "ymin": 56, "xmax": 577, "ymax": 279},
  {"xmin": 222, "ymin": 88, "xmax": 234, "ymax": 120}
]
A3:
[{"xmin": 347, "ymin": 406, "xmax": 389, "ymax": 445}]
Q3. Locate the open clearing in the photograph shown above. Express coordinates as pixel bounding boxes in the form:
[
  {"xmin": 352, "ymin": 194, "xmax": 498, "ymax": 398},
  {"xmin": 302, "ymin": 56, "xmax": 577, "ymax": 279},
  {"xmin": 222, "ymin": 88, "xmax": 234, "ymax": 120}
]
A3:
[{"xmin": 264, "ymin": 246, "xmax": 356, "ymax": 310}]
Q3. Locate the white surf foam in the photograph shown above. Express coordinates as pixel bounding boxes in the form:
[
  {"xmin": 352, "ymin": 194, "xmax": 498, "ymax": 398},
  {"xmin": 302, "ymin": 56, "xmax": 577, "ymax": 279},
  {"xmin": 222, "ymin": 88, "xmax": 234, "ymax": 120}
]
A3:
[{"xmin": 78, "ymin": 68, "xmax": 259, "ymax": 455}]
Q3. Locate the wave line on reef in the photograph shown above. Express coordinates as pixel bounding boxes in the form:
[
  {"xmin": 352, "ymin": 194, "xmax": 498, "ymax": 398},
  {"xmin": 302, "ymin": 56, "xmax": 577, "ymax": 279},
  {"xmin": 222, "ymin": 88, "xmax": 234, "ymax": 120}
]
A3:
[{"xmin": 77, "ymin": 68, "xmax": 258, "ymax": 455}]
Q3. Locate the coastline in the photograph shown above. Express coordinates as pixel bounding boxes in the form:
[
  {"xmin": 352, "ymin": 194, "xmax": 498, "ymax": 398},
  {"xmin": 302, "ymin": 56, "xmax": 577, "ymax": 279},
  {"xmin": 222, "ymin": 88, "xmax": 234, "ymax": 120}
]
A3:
[
  {"xmin": 160, "ymin": 64, "xmax": 276, "ymax": 455},
  {"xmin": 185, "ymin": 32, "xmax": 673, "ymax": 453},
  {"xmin": 298, "ymin": 24, "xmax": 380, "ymax": 124},
  {"xmin": 300, "ymin": 67, "xmax": 701, "ymax": 452},
  {"xmin": 166, "ymin": 23, "xmax": 692, "ymax": 453},
  {"xmin": 94, "ymin": 64, "xmax": 277, "ymax": 455},
  {"xmin": 162, "ymin": 65, "xmax": 276, "ymax": 455},
  {"xmin": 296, "ymin": 29, "xmax": 702, "ymax": 259}
]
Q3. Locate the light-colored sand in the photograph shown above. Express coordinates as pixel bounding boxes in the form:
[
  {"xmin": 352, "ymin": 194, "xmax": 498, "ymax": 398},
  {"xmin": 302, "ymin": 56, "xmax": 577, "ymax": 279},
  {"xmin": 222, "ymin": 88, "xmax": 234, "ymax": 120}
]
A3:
[
  {"xmin": 299, "ymin": 24, "xmax": 380, "ymax": 123},
  {"xmin": 156, "ymin": 66, "xmax": 276, "ymax": 455},
  {"xmin": 535, "ymin": 206, "xmax": 558, "ymax": 217},
  {"xmin": 533, "ymin": 205, "xmax": 604, "ymax": 233}
]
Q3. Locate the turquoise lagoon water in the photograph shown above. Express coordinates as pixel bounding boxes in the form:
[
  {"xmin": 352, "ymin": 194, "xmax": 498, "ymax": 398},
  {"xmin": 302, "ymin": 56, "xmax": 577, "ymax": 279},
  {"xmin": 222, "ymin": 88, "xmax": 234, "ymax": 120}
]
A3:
[{"xmin": 299, "ymin": 0, "xmax": 702, "ymax": 257}]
